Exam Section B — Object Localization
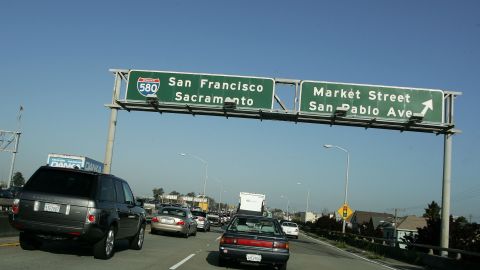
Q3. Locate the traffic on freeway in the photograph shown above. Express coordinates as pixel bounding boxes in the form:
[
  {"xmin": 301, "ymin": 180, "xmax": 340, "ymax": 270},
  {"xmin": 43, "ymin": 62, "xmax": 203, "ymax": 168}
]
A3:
[
  {"xmin": 1, "ymin": 169, "xmax": 423, "ymax": 270},
  {"xmin": 0, "ymin": 223, "xmax": 417, "ymax": 270}
]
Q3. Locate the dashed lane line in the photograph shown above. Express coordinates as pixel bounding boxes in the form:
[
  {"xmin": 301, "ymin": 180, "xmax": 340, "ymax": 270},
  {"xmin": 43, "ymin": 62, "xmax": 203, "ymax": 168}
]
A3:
[{"xmin": 169, "ymin": 253, "xmax": 196, "ymax": 270}]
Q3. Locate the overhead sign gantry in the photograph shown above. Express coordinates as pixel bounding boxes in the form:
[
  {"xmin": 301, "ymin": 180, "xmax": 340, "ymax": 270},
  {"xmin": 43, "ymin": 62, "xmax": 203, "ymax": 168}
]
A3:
[
  {"xmin": 104, "ymin": 68, "xmax": 461, "ymax": 256},
  {"xmin": 113, "ymin": 69, "xmax": 458, "ymax": 134}
]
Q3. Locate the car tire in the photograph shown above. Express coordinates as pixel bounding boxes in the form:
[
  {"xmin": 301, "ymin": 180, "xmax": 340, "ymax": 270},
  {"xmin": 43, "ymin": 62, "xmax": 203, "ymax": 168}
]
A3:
[
  {"xmin": 218, "ymin": 255, "xmax": 227, "ymax": 267},
  {"xmin": 19, "ymin": 232, "xmax": 41, "ymax": 250},
  {"xmin": 93, "ymin": 226, "xmax": 115, "ymax": 260},
  {"xmin": 277, "ymin": 262, "xmax": 287, "ymax": 270},
  {"xmin": 184, "ymin": 227, "xmax": 189, "ymax": 238},
  {"xmin": 129, "ymin": 223, "xmax": 145, "ymax": 250},
  {"xmin": 150, "ymin": 228, "xmax": 157, "ymax": 235},
  {"xmin": 192, "ymin": 228, "xmax": 197, "ymax": 236}
]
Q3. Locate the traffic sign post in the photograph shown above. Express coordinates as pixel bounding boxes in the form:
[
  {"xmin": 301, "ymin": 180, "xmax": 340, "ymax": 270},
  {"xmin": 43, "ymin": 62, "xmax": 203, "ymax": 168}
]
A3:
[
  {"xmin": 300, "ymin": 81, "xmax": 444, "ymax": 124},
  {"xmin": 337, "ymin": 204, "xmax": 353, "ymax": 220},
  {"xmin": 126, "ymin": 70, "xmax": 275, "ymax": 110}
]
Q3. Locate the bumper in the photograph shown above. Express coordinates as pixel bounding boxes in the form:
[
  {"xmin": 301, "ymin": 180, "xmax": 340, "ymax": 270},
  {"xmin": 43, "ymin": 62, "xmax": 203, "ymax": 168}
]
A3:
[
  {"xmin": 196, "ymin": 221, "xmax": 208, "ymax": 229},
  {"xmin": 151, "ymin": 223, "xmax": 187, "ymax": 234},
  {"xmin": 285, "ymin": 231, "xmax": 299, "ymax": 238},
  {"xmin": 10, "ymin": 218, "xmax": 104, "ymax": 243},
  {"xmin": 219, "ymin": 245, "xmax": 289, "ymax": 265}
]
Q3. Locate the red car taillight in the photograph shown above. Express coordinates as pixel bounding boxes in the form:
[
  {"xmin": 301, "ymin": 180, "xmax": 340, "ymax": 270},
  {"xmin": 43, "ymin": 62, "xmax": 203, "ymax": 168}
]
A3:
[
  {"xmin": 237, "ymin": 238, "xmax": 274, "ymax": 248},
  {"xmin": 273, "ymin": 241, "xmax": 289, "ymax": 249},
  {"xmin": 152, "ymin": 217, "xmax": 159, "ymax": 223},
  {"xmin": 176, "ymin": 220, "xmax": 185, "ymax": 225},
  {"xmin": 220, "ymin": 236, "xmax": 237, "ymax": 244},
  {"xmin": 85, "ymin": 208, "xmax": 97, "ymax": 224},
  {"xmin": 12, "ymin": 199, "xmax": 20, "ymax": 214}
]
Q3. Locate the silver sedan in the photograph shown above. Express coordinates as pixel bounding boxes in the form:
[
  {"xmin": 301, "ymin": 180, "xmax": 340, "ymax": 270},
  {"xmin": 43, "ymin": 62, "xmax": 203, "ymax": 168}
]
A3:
[{"xmin": 151, "ymin": 207, "xmax": 197, "ymax": 238}]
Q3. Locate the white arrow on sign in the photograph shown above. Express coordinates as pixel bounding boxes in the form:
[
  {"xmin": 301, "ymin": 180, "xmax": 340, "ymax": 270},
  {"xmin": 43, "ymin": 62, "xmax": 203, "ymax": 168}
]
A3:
[{"xmin": 420, "ymin": 99, "xmax": 433, "ymax": 116}]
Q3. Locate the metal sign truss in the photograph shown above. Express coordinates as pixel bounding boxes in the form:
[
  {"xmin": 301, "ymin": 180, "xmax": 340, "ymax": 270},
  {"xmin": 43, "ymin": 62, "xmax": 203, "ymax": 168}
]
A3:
[
  {"xmin": 106, "ymin": 69, "xmax": 461, "ymax": 135},
  {"xmin": 103, "ymin": 68, "xmax": 462, "ymax": 255}
]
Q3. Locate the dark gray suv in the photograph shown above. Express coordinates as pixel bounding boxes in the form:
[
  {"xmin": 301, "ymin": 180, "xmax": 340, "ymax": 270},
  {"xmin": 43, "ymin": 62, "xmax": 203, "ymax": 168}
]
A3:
[{"xmin": 10, "ymin": 166, "xmax": 146, "ymax": 259}]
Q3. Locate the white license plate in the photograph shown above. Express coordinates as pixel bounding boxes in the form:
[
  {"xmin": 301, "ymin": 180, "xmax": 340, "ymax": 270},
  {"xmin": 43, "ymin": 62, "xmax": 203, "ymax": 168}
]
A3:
[
  {"xmin": 246, "ymin": 254, "xmax": 262, "ymax": 262},
  {"xmin": 161, "ymin": 218, "xmax": 174, "ymax": 224},
  {"xmin": 44, "ymin": 203, "xmax": 61, "ymax": 213}
]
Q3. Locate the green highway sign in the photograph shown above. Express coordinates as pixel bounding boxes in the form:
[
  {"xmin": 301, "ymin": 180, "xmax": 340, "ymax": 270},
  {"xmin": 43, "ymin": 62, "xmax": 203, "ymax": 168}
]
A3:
[
  {"xmin": 300, "ymin": 81, "xmax": 444, "ymax": 124},
  {"xmin": 126, "ymin": 70, "xmax": 275, "ymax": 110}
]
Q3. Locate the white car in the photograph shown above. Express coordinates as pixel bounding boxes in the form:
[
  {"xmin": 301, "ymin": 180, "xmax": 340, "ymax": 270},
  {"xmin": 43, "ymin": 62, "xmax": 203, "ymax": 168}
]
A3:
[{"xmin": 281, "ymin": 221, "xmax": 299, "ymax": 239}]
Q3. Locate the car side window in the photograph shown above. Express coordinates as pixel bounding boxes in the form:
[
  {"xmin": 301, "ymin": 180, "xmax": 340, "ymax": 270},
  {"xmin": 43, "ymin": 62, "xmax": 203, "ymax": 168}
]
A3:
[
  {"xmin": 99, "ymin": 177, "xmax": 115, "ymax": 202},
  {"xmin": 114, "ymin": 179, "xmax": 125, "ymax": 203},
  {"xmin": 122, "ymin": 182, "xmax": 134, "ymax": 205}
]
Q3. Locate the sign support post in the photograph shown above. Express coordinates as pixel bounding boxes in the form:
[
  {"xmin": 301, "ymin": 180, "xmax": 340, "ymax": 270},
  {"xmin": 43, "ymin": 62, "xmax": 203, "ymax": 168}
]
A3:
[
  {"xmin": 440, "ymin": 92, "xmax": 458, "ymax": 257},
  {"xmin": 7, "ymin": 132, "xmax": 20, "ymax": 188},
  {"xmin": 441, "ymin": 132, "xmax": 452, "ymax": 256},
  {"xmin": 103, "ymin": 70, "xmax": 125, "ymax": 174}
]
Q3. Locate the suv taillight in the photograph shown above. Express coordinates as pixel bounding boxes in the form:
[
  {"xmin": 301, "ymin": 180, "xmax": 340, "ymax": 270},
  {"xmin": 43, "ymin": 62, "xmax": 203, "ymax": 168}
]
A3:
[
  {"xmin": 12, "ymin": 199, "xmax": 20, "ymax": 214},
  {"xmin": 86, "ymin": 208, "xmax": 97, "ymax": 224}
]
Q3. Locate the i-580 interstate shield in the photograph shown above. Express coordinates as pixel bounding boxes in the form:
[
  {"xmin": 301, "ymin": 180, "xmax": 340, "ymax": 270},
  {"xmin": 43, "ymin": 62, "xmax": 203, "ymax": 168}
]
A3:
[
  {"xmin": 126, "ymin": 70, "xmax": 275, "ymax": 110},
  {"xmin": 300, "ymin": 81, "xmax": 444, "ymax": 124}
]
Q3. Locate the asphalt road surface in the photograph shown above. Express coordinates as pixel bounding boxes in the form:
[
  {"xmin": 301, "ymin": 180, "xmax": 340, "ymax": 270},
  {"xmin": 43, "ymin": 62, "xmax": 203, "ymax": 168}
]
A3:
[{"xmin": 0, "ymin": 226, "xmax": 421, "ymax": 270}]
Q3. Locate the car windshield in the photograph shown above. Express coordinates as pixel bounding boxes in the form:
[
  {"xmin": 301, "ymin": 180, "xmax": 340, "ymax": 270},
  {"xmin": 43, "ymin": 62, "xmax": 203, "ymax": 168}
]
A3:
[
  {"xmin": 191, "ymin": 211, "xmax": 207, "ymax": 217},
  {"xmin": 282, "ymin": 222, "xmax": 298, "ymax": 227},
  {"xmin": 23, "ymin": 168, "xmax": 96, "ymax": 198},
  {"xmin": 159, "ymin": 208, "xmax": 186, "ymax": 217},
  {"xmin": 227, "ymin": 216, "xmax": 282, "ymax": 236}
]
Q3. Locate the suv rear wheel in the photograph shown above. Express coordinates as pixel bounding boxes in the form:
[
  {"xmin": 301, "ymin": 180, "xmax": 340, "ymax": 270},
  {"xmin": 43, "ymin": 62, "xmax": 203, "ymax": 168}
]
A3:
[
  {"xmin": 19, "ymin": 232, "xmax": 41, "ymax": 250},
  {"xmin": 93, "ymin": 226, "xmax": 115, "ymax": 259},
  {"xmin": 129, "ymin": 223, "xmax": 145, "ymax": 250}
]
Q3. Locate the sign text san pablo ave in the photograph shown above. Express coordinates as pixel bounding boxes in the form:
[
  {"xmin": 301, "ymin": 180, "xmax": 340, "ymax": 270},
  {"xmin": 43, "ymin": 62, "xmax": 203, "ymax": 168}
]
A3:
[{"xmin": 300, "ymin": 81, "xmax": 444, "ymax": 124}]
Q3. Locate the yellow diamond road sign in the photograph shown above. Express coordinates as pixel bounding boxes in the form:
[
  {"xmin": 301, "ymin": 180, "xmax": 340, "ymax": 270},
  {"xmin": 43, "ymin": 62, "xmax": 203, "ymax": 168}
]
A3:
[{"xmin": 337, "ymin": 204, "xmax": 353, "ymax": 220}]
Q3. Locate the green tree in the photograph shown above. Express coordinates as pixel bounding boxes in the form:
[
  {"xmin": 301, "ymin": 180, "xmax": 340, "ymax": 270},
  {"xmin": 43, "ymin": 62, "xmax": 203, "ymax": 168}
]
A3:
[
  {"xmin": 186, "ymin": 192, "xmax": 196, "ymax": 197},
  {"xmin": 170, "ymin": 190, "xmax": 180, "ymax": 195},
  {"xmin": 423, "ymin": 201, "xmax": 441, "ymax": 220},
  {"xmin": 404, "ymin": 201, "xmax": 441, "ymax": 252},
  {"xmin": 12, "ymin": 172, "xmax": 25, "ymax": 187},
  {"xmin": 152, "ymin": 188, "xmax": 164, "ymax": 200},
  {"xmin": 314, "ymin": 215, "xmax": 342, "ymax": 231}
]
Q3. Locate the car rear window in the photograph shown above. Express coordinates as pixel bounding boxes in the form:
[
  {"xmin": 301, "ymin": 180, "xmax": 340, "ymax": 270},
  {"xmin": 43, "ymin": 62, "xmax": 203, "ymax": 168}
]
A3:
[
  {"xmin": 282, "ymin": 222, "xmax": 298, "ymax": 227},
  {"xmin": 191, "ymin": 211, "xmax": 207, "ymax": 217},
  {"xmin": 159, "ymin": 208, "xmax": 186, "ymax": 217},
  {"xmin": 228, "ymin": 216, "xmax": 282, "ymax": 236},
  {"xmin": 23, "ymin": 168, "xmax": 97, "ymax": 198}
]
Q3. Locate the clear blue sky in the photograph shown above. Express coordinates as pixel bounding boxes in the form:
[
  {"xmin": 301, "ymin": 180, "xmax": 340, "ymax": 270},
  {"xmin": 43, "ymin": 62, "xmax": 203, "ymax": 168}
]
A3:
[{"xmin": 1, "ymin": 1, "xmax": 479, "ymax": 221}]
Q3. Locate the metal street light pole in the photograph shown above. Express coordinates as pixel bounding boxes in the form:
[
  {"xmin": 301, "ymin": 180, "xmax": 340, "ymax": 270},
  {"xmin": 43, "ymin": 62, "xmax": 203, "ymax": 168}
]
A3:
[
  {"xmin": 280, "ymin": 195, "xmax": 290, "ymax": 220},
  {"xmin": 297, "ymin": 182, "xmax": 310, "ymax": 219},
  {"xmin": 324, "ymin": 144, "xmax": 350, "ymax": 234},
  {"xmin": 215, "ymin": 178, "xmax": 223, "ymax": 212},
  {"xmin": 179, "ymin": 153, "xmax": 208, "ymax": 200}
]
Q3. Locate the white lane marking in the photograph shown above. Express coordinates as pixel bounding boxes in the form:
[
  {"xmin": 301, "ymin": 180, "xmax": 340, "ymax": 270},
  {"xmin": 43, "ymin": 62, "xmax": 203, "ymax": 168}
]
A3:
[
  {"xmin": 216, "ymin": 236, "xmax": 221, "ymax": 241},
  {"xmin": 169, "ymin": 253, "xmax": 196, "ymax": 270},
  {"xmin": 302, "ymin": 233, "xmax": 400, "ymax": 270}
]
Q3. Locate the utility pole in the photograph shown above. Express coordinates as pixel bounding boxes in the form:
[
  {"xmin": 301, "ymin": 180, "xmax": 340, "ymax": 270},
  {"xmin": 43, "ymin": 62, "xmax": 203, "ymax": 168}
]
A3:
[{"xmin": 388, "ymin": 208, "xmax": 405, "ymax": 246}]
